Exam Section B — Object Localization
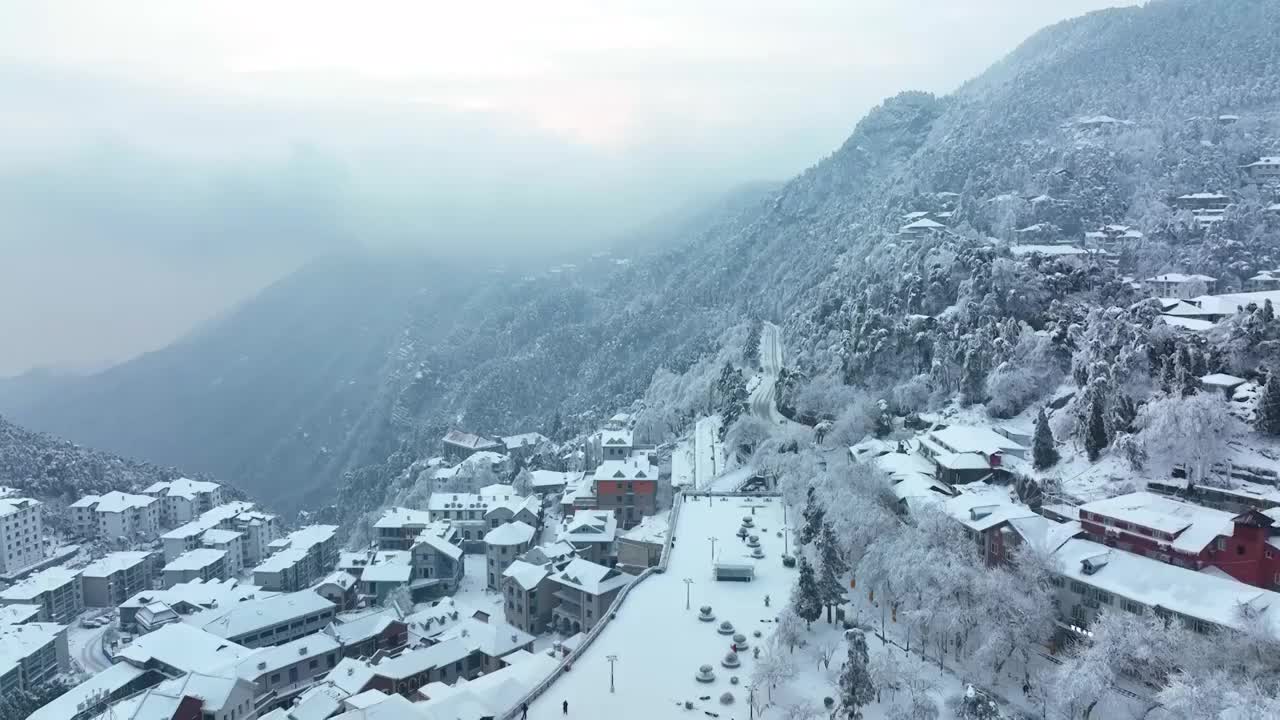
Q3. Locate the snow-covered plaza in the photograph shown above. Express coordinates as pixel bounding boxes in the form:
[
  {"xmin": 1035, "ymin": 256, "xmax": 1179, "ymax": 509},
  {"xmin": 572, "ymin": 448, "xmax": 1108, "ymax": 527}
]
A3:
[{"xmin": 527, "ymin": 493, "xmax": 795, "ymax": 719}]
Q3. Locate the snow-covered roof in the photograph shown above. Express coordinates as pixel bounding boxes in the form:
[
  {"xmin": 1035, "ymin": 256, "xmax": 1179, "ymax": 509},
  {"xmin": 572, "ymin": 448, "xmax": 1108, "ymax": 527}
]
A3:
[
  {"xmin": 0, "ymin": 565, "xmax": 81, "ymax": 601},
  {"xmin": 561, "ymin": 510, "xmax": 617, "ymax": 544},
  {"xmin": 551, "ymin": 558, "xmax": 634, "ymax": 596},
  {"xmin": 164, "ymin": 548, "xmax": 226, "ymax": 572},
  {"xmin": 416, "ymin": 651, "xmax": 558, "ymax": 719},
  {"xmin": 29, "ymin": 662, "xmax": 145, "ymax": 720},
  {"xmin": 81, "ymin": 550, "xmax": 154, "ymax": 578},
  {"xmin": 236, "ymin": 633, "xmax": 341, "ymax": 678},
  {"xmin": 326, "ymin": 657, "xmax": 378, "ymax": 695},
  {"xmin": 529, "ymin": 470, "xmax": 583, "ymax": 489},
  {"xmin": 1010, "ymin": 244, "xmax": 1087, "ymax": 257},
  {"xmin": 922, "ymin": 425, "xmax": 1025, "ymax": 457},
  {"xmin": 69, "ymin": 494, "xmax": 101, "ymax": 509},
  {"xmin": 600, "ymin": 428, "xmax": 633, "ymax": 447},
  {"xmin": 413, "ymin": 527, "xmax": 464, "ymax": 561},
  {"xmin": 1006, "ymin": 515, "xmax": 1082, "ymax": 556},
  {"xmin": 484, "ymin": 520, "xmax": 536, "ymax": 546},
  {"xmin": 360, "ymin": 562, "xmax": 413, "ymax": 584},
  {"xmin": 1145, "ymin": 273, "xmax": 1217, "ymax": 283},
  {"xmin": 160, "ymin": 501, "xmax": 257, "ymax": 540},
  {"xmin": 502, "ymin": 560, "xmax": 550, "ymax": 591},
  {"xmin": 434, "ymin": 616, "xmax": 534, "ymax": 658},
  {"xmin": 942, "ymin": 486, "xmax": 1036, "ymax": 532},
  {"xmin": 1053, "ymin": 538, "xmax": 1280, "ymax": 634},
  {"xmin": 315, "ymin": 570, "xmax": 358, "ymax": 590},
  {"xmin": 592, "ymin": 458, "xmax": 657, "ymax": 482},
  {"xmin": 0, "ymin": 603, "xmax": 41, "ymax": 625},
  {"xmin": 117, "ymin": 622, "xmax": 254, "ymax": 673},
  {"xmin": 464, "ymin": 450, "xmax": 509, "ymax": 468},
  {"xmin": 1200, "ymin": 372, "xmax": 1246, "ymax": 388},
  {"xmin": 621, "ymin": 510, "xmax": 670, "ymax": 544},
  {"xmin": 1244, "ymin": 156, "xmax": 1280, "ymax": 168},
  {"xmin": 374, "ymin": 507, "xmax": 435, "ymax": 530},
  {"xmin": 202, "ymin": 528, "xmax": 242, "ymax": 545},
  {"xmin": 501, "ymin": 433, "xmax": 547, "ymax": 451},
  {"xmin": 92, "ymin": 490, "xmax": 157, "ymax": 513},
  {"xmin": 900, "ymin": 217, "xmax": 947, "ymax": 232},
  {"xmin": 1161, "ymin": 315, "xmax": 1217, "ymax": 332},
  {"xmin": 1176, "ymin": 192, "xmax": 1230, "ymax": 200},
  {"xmin": 933, "ymin": 452, "xmax": 992, "ymax": 471},
  {"xmin": 0, "ymin": 623, "xmax": 67, "ymax": 683},
  {"xmin": 122, "ymin": 578, "xmax": 272, "ymax": 614},
  {"xmin": 1077, "ymin": 491, "xmax": 1235, "ymax": 554},
  {"xmin": 442, "ymin": 430, "xmax": 499, "ymax": 451},
  {"xmin": 196, "ymin": 590, "xmax": 335, "ymax": 640}
]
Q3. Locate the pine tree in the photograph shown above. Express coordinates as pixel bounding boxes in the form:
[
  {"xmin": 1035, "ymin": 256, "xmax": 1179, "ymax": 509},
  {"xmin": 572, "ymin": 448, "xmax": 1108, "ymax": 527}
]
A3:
[
  {"xmin": 1257, "ymin": 373, "xmax": 1280, "ymax": 436},
  {"xmin": 1263, "ymin": 299, "xmax": 1275, "ymax": 324},
  {"xmin": 800, "ymin": 488, "xmax": 825, "ymax": 546},
  {"xmin": 744, "ymin": 321, "xmax": 762, "ymax": 368},
  {"xmin": 960, "ymin": 348, "xmax": 988, "ymax": 406},
  {"xmin": 838, "ymin": 630, "xmax": 875, "ymax": 719},
  {"xmin": 1032, "ymin": 406, "xmax": 1059, "ymax": 470},
  {"xmin": 816, "ymin": 523, "xmax": 849, "ymax": 623},
  {"xmin": 1086, "ymin": 394, "xmax": 1108, "ymax": 462},
  {"xmin": 792, "ymin": 557, "xmax": 823, "ymax": 629}
]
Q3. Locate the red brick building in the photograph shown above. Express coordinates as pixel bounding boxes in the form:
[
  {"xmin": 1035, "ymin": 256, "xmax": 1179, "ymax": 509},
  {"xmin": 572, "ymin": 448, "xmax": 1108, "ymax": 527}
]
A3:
[
  {"xmin": 1076, "ymin": 492, "xmax": 1280, "ymax": 589},
  {"xmin": 593, "ymin": 459, "xmax": 658, "ymax": 529}
]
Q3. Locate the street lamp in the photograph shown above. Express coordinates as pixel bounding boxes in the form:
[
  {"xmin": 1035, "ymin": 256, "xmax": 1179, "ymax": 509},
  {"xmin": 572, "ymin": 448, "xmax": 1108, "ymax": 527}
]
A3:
[
  {"xmin": 708, "ymin": 536, "xmax": 718, "ymax": 565},
  {"xmin": 607, "ymin": 654, "xmax": 618, "ymax": 693},
  {"xmin": 782, "ymin": 527, "xmax": 790, "ymax": 556},
  {"xmin": 683, "ymin": 578, "xmax": 694, "ymax": 610}
]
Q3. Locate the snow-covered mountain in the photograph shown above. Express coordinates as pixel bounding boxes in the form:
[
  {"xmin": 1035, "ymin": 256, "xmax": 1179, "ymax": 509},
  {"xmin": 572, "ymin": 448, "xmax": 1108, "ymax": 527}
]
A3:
[{"xmin": 6, "ymin": 0, "xmax": 1280, "ymax": 517}]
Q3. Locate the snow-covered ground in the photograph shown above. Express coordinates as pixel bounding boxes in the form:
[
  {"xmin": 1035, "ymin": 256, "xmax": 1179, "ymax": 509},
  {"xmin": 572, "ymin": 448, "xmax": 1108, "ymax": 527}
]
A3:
[
  {"xmin": 66, "ymin": 612, "xmax": 113, "ymax": 675},
  {"xmin": 705, "ymin": 466, "xmax": 756, "ymax": 492},
  {"xmin": 452, "ymin": 553, "xmax": 504, "ymax": 617},
  {"xmin": 671, "ymin": 438, "xmax": 695, "ymax": 489},
  {"xmin": 750, "ymin": 322, "xmax": 794, "ymax": 427},
  {"xmin": 526, "ymin": 494, "xmax": 793, "ymax": 720}
]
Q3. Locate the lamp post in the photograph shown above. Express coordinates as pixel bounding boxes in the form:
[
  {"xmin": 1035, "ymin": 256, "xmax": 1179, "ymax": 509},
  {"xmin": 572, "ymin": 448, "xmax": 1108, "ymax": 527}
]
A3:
[
  {"xmin": 683, "ymin": 578, "xmax": 694, "ymax": 609},
  {"xmin": 748, "ymin": 684, "xmax": 755, "ymax": 720},
  {"xmin": 708, "ymin": 536, "xmax": 718, "ymax": 565},
  {"xmin": 607, "ymin": 654, "xmax": 618, "ymax": 693},
  {"xmin": 782, "ymin": 527, "xmax": 790, "ymax": 556}
]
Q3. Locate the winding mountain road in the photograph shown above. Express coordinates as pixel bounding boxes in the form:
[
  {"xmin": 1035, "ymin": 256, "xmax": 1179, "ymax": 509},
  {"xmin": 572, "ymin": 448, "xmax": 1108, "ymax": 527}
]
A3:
[{"xmin": 749, "ymin": 321, "xmax": 790, "ymax": 425}]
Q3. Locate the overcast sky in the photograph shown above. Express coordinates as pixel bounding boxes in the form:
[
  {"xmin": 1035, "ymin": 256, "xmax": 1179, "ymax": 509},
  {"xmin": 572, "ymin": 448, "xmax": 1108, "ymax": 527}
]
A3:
[{"xmin": 0, "ymin": 0, "xmax": 1138, "ymax": 376}]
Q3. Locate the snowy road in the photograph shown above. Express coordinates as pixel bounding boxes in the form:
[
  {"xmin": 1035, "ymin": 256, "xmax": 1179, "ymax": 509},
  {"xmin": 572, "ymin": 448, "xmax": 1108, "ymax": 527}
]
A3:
[
  {"xmin": 749, "ymin": 322, "xmax": 792, "ymax": 426},
  {"xmin": 69, "ymin": 620, "xmax": 112, "ymax": 674},
  {"xmin": 692, "ymin": 415, "xmax": 725, "ymax": 490}
]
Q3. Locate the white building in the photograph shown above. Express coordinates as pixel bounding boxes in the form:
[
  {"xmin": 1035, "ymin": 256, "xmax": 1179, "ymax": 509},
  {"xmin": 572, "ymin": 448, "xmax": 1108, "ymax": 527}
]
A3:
[
  {"xmin": 558, "ymin": 510, "xmax": 618, "ymax": 566},
  {"xmin": 193, "ymin": 590, "xmax": 337, "ymax": 648},
  {"xmin": 0, "ymin": 622, "xmax": 69, "ymax": 695},
  {"xmin": 162, "ymin": 548, "xmax": 228, "ymax": 588},
  {"xmin": 1243, "ymin": 156, "xmax": 1280, "ymax": 183},
  {"xmin": 548, "ymin": 558, "xmax": 634, "ymax": 635},
  {"xmin": 81, "ymin": 551, "xmax": 160, "ymax": 608},
  {"xmin": 84, "ymin": 491, "xmax": 162, "ymax": 541},
  {"xmin": 142, "ymin": 478, "xmax": 224, "ymax": 527},
  {"xmin": 160, "ymin": 501, "xmax": 256, "ymax": 562},
  {"xmin": 252, "ymin": 524, "xmax": 339, "ymax": 593},
  {"xmin": 1144, "ymin": 273, "xmax": 1219, "ymax": 299},
  {"xmin": 201, "ymin": 528, "xmax": 245, "ymax": 576},
  {"xmin": 0, "ymin": 565, "xmax": 83, "ymax": 623},
  {"xmin": 0, "ymin": 497, "xmax": 44, "ymax": 573},
  {"xmin": 483, "ymin": 521, "xmax": 536, "ymax": 590}
]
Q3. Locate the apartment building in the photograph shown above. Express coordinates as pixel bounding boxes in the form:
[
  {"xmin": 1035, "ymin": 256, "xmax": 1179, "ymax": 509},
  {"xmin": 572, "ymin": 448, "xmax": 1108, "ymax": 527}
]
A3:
[
  {"xmin": 142, "ymin": 478, "xmax": 224, "ymax": 527},
  {"xmin": 548, "ymin": 558, "xmax": 633, "ymax": 635},
  {"xmin": 195, "ymin": 590, "xmax": 337, "ymax": 648},
  {"xmin": 0, "ymin": 497, "xmax": 44, "ymax": 573},
  {"xmin": 0, "ymin": 622, "xmax": 69, "ymax": 694},
  {"xmin": 0, "ymin": 565, "xmax": 83, "ymax": 623},
  {"xmin": 162, "ymin": 548, "xmax": 228, "ymax": 588},
  {"xmin": 253, "ymin": 524, "xmax": 340, "ymax": 592},
  {"xmin": 80, "ymin": 551, "xmax": 160, "ymax": 608},
  {"xmin": 484, "ymin": 521, "xmax": 536, "ymax": 590}
]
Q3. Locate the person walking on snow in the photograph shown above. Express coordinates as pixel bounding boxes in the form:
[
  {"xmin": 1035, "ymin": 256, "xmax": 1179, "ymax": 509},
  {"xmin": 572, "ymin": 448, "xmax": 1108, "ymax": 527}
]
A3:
[
  {"xmin": 522, "ymin": 702, "xmax": 529, "ymax": 719},
  {"xmin": 563, "ymin": 699, "xmax": 569, "ymax": 714}
]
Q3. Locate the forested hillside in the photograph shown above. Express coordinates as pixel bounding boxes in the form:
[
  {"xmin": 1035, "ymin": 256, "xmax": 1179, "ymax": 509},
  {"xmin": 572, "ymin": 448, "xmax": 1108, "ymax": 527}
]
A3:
[{"xmin": 6, "ymin": 0, "xmax": 1280, "ymax": 520}]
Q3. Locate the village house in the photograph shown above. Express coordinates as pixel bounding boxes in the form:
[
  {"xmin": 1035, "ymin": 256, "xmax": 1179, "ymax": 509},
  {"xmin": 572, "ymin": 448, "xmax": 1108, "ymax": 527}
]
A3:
[
  {"xmin": 408, "ymin": 522, "xmax": 466, "ymax": 597},
  {"xmin": 593, "ymin": 456, "xmax": 660, "ymax": 529},
  {"xmin": 425, "ymin": 488, "xmax": 538, "ymax": 551},
  {"xmin": 916, "ymin": 425, "xmax": 1027, "ymax": 485},
  {"xmin": 324, "ymin": 608, "xmax": 408, "ymax": 659},
  {"xmin": 1144, "ymin": 273, "xmax": 1218, "ymax": 299},
  {"xmin": 1083, "ymin": 224, "xmax": 1144, "ymax": 249},
  {"xmin": 500, "ymin": 541, "xmax": 577, "ymax": 634},
  {"xmin": 501, "ymin": 432, "xmax": 548, "ymax": 460},
  {"xmin": 314, "ymin": 570, "xmax": 359, "ymax": 611},
  {"xmin": 116, "ymin": 622, "xmax": 256, "ymax": 676},
  {"xmin": 1200, "ymin": 372, "xmax": 1248, "ymax": 400},
  {"xmin": 1247, "ymin": 270, "xmax": 1280, "ymax": 292},
  {"xmin": 898, "ymin": 217, "xmax": 948, "ymax": 236},
  {"xmin": 1074, "ymin": 491, "xmax": 1280, "ymax": 589},
  {"xmin": 1243, "ymin": 156, "xmax": 1280, "ymax": 184},
  {"xmin": 484, "ymin": 520, "xmax": 536, "ymax": 590},
  {"xmin": 441, "ymin": 430, "xmax": 501, "ymax": 461},
  {"xmin": 375, "ymin": 508, "xmax": 438, "ymax": 551},
  {"xmin": 529, "ymin": 469, "xmax": 583, "ymax": 495},
  {"xmin": 548, "ymin": 558, "xmax": 634, "ymax": 635},
  {"xmin": 1173, "ymin": 192, "xmax": 1231, "ymax": 211},
  {"xmin": 558, "ymin": 509, "xmax": 618, "ymax": 565},
  {"xmin": 617, "ymin": 513, "xmax": 667, "ymax": 572}
]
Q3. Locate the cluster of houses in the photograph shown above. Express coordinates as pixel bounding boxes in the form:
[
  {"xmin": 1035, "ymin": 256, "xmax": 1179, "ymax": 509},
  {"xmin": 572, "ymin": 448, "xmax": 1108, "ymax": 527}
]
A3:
[{"xmin": 856, "ymin": 409, "xmax": 1280, "ymax": 643}]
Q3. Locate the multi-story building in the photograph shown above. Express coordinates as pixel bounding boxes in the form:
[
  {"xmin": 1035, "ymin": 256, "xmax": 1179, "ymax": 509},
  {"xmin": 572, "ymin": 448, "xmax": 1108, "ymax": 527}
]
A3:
[
  {"xmin": 252, "ymin": 524, "xmax": 339, "ymax": 592},
  {"xmin": 87, "ymin": 670, "xmax": 257, "ymax": 720},
  {"xmin": 228, "ymin": 508, "xmax": 281, "ymax": 568},
  {"xmin": 1075, "ymin": 492, "xmax": 1280, "ymax": 589},
  {"xmin": 409, "ymin": 522, "xmax": 465, "ymax": 597},
  {"xmin": 80, "ymin": 551, "xmax": 160, "ymax": 608},
  {"xmin": 201, "ymin": 528, "xmax": 245, "ymax": 576},
  {"xmin": 141, "ymin": 478, "xmax": 224, "ymax": 527},
  {"xmin": 593, "ymin": 458, "xmax": 659, "ymax": 529},
  {"xmin": 501, "ymin": 541, "xmax": 576, "ymax": 634},
  {"xmin": 0, "ymin": 622, "xmax": 69, "ymax": 694},
  {"xmin": 548, "ymin": 558, "xmax": 633, "ymax": 635},
  {"xmin": 0, "ymin": 497, "xmax": 44, "ymax": 573},
  {"xmin": 162, "ymin": 548, "xmax": 228, "ymax": 588},
  {"xmin": 558, "ymin": 510, "xmax": 618, "ymax": 565},
  {"xmin": 501, "ymin": 432, "xmax": 548, "ymax": 461},
  {"xmin": 160, "ymin": 501, "xmax": 256, "ymax": 562},
  {"xmin": 118, "ymin": 578, "xmax": 272, "ymax": 634},
  {"xmin": 425, "ymin": 490, "xmax": 539, "ymax": 551},
  {"xmin": 233, "ymin": 632, "xmax": 342, "ymax": 701},
  {"xmin": 0, "ymin": 566, "xmax": 83, "ymax": 623},
  {"xmin": 441, "ymin": 430, "xmax": 501, "ymax": 461},
  {"xmin": 80, "ymin": 491, "xmax": 162, "ymax": 541},
  {"xmin": 313, "ymin": 571, "xmax": 359, "ymax": 611},
  {"xmin": 484, "ymin": 521, "xmax": 536, "ymax": 590},
  {"xmin": 324, "ymin": 608, "xmax": 409, "ymax": 659},
  {"xmin": 195, "ymin": 590, "xmax": 337, "ymax": 648},
  {"xmin": 1143, "ymin": 273, "xmax": 1218, "ymax": 300},
  {"xmin": 374, "ymin": 508, "xmax": 437, "ymax": 551}
]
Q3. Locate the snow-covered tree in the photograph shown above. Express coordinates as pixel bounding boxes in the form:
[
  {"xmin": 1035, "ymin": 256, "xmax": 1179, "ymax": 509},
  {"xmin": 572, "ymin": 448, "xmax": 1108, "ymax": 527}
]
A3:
[
  {"xmin": 792, "ymin": 557, "xmax": 824, "ymax": 629},
  {"xmin": 1032, "ymin": 406, "xmax": 1059, "ymax": 469},
  {"xmin": 773, "ymin": 607, "xmax": 805, "ymax": 654},
  {"xmin": 751, "ymin": 650, "xmax": 798, "ymax": 703},
  {"xmin": 816, "ymin": 522, "xmax": 850, "ymax": 622},
  {"xmin": 512, "ymin": 467, "xmax": 533, "ymax": 496},
  {"xmin": 799, "ymin": 487, "xmax": 825, "ymax": 546},
  {"xmin": 1139, "ymin": 391, "xmax": 1237, "ymax": 485},
  {"xmin": 1085, "ymin": 394, "xmax": 1108, "ymax": 461},
  {"xmin": 1256, "ymin": 372, "xmax": 1280, "ymax": 436},
  {"xmin": 955, "ymin": 686, "xmax": 1000, "ymax": 720},
  {"xmin": 1054, "ymin": 609, "xmax": 1191, "ymax": 718},
  {"xmin": 837, "ymin": 630, "xmax": 875, "ymax": 719}
]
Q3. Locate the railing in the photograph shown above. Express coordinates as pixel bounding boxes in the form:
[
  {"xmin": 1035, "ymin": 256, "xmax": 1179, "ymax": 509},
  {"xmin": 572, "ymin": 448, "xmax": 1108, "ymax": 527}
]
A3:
[{"xmin": 499, "ymin": 492, "xmax": 688, "ymax": 718}]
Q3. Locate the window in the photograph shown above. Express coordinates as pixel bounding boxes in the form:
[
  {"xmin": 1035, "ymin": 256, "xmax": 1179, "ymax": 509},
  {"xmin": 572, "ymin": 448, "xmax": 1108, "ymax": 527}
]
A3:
[
  {"xmin": 1069, "ymin": 581, "xmax": 1086, "ymax": 595},
  {"xmin": 1216, "ymin": 538, "xmax": 1227, "ymax": 551}
]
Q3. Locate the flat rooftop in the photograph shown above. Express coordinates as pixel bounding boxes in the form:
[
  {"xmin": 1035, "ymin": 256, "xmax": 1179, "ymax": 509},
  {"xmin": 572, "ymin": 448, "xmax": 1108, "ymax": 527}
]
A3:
[{"xmin": 527, "ymin": 493, "xmax": 793, "ymax": 720}]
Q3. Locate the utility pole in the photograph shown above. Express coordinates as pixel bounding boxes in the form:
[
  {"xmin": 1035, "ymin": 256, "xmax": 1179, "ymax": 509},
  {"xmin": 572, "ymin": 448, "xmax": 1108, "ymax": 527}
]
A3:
[
  {"xmin": 748, "ymin": 684, "xmax": 755, "ymax": 720},
  {"xmin": 607, "ymin": 654, "xmax": 618, "ymax": 693},
  {"xmin": 683, "ymin": 578, "xmax": 694, "ymax": 609},
  {"xmin": 708, "ymin": 536, "xmax": 718, "ymax": 565}
]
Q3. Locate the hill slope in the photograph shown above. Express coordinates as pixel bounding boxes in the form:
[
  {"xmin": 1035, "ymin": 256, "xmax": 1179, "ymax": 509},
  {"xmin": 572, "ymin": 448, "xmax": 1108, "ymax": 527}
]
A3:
[{"xmin": 7, "ymin": 0, "xmax": 1280, "ymax": 514}]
